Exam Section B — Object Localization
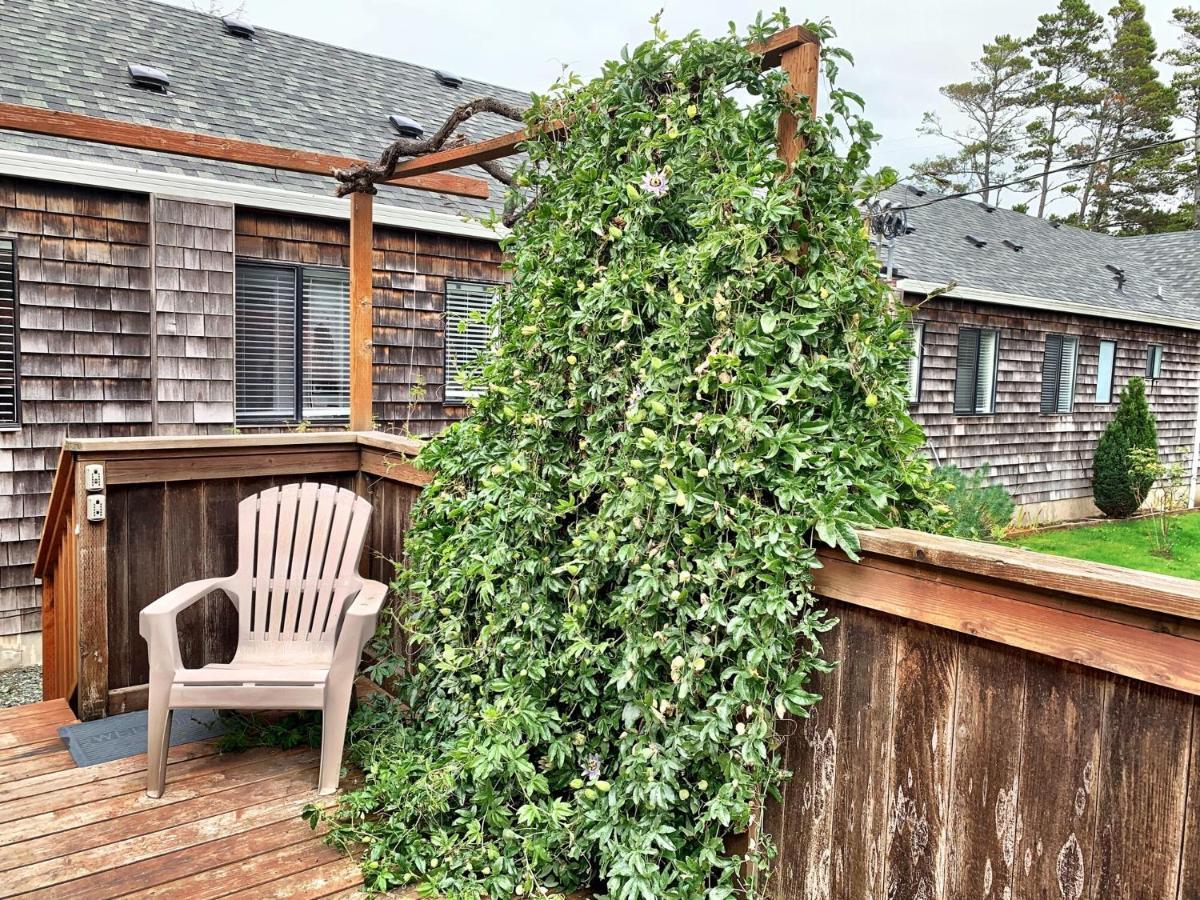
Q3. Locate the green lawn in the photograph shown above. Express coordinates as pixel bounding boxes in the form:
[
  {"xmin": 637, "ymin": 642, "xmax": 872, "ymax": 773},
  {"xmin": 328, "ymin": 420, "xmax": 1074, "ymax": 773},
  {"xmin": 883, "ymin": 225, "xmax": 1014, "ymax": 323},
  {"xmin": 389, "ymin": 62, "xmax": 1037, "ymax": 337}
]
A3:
[{"xmin": 1012, "ymin": 512, "xmax": 1200, "ymax": 580}]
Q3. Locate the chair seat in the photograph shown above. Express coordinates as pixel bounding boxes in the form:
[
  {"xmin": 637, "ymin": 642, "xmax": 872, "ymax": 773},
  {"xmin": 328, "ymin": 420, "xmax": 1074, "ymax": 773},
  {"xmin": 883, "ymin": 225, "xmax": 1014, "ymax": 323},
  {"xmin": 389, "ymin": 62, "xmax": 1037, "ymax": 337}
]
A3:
[{"xmin": 172, "ymin": 663, "xmax": 330, "ymax": 686}]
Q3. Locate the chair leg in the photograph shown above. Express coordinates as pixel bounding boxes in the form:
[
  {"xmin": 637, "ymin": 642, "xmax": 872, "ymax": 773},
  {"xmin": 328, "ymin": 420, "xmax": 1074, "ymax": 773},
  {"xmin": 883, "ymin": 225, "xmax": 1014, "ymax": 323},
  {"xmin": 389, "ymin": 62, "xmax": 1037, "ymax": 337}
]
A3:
[
  {"xmin": 318, "ymin": 681, "xmax": 354, "ymax": 795},
  {"xmin": 145, "ymin": 681, "xmax": 173, "ymax": 799}
]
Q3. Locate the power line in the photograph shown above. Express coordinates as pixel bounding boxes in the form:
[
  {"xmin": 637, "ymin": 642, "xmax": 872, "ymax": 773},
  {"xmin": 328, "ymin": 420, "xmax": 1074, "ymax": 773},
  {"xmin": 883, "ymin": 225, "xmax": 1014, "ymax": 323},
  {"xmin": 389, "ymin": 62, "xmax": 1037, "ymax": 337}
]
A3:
[{"xmin": 889, "ymin": 132, "xmax": 1198, "ymax": 212}]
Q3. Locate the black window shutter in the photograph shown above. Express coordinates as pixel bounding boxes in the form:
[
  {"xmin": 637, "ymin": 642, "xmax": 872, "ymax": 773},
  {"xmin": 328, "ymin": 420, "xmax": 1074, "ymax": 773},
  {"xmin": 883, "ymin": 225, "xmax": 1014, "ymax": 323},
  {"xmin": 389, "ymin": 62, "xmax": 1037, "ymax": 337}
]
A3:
[
  {"xmin": 0, "ymin": 240, "xmax": 18, "ymax": 427},
  {"xmin": 1041, "ymin": 335, "xmax": 1063, "ymax": 413},
  {"xmin": 954, "ymin": 328, "xmax": 980, "ymax": 414}
]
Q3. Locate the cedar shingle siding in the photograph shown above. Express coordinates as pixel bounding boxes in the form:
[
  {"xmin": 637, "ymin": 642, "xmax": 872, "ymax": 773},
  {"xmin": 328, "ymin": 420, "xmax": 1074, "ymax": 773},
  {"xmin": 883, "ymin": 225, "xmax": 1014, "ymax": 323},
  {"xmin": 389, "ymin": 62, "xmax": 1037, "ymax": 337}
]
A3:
[
  {"xmin": 908, "ymin": 293, "xmax": 1200, "ymax": 507},
  {"xmin": 0, "ymin": 176, "xmax": 152, "ymax": 640},
  {"xmin": 0, "ymin": 178, "xmax": 509, "ymax": 643}
]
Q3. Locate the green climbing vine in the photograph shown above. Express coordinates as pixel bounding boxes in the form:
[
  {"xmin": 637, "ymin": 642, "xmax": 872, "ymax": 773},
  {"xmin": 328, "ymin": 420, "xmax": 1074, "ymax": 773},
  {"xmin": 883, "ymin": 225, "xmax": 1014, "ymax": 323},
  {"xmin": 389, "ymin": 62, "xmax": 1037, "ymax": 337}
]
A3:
[{"xmin": 310, "ymin": 12, "xmax": 938, "ymax": 898}]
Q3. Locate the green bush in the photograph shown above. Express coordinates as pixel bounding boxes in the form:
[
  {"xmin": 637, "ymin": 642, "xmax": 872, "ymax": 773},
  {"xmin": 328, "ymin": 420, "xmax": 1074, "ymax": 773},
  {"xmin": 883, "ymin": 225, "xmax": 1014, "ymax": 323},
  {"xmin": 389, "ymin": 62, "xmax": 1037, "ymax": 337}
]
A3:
[
  {"xmin": 312, "ymin": 15, "xmax": 938, "ymax": 899},
  {"xmin": 935, "ymin": 464, "xmax": 1014, "ymax": 541},
  {"xmin": 1093, "ymin": 377, "xmax": 1158, "ymax": 518}
]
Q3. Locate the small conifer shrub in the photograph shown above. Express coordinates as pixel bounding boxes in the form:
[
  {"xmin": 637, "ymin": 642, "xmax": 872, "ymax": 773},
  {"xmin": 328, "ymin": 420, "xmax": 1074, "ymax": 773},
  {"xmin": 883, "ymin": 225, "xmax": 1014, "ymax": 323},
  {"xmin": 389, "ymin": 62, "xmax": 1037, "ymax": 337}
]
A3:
[{"xmin": 1093, "ymin": 377, "xmax": 1158, "ymax": 518}]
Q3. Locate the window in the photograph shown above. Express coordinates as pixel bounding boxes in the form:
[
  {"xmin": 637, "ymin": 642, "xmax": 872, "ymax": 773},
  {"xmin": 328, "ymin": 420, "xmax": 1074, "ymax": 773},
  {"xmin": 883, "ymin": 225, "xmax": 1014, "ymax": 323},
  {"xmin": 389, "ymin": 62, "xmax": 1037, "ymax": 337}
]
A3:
[
  {"xmin": 444, "ymin": 281, "xmax": 499, "ymax": 402},
  {"xmin": 954, "ymin": 327, "xmax": 998, "ymax": 415},
  {"xmin": 1146, "ymin": 344, "xmax": 1163, "ymax": 380},
  {"xmin": 1096, "ymin": 340, "xmax": 1116, "ymax": 403},
  {"xmin": 0, "ymin": 239, "xmax": 18, "ymax": 428},
  {"xmin": 235, "ymin": 263, "xmax": 349, "ymax": 423},
  {"xmin": 907, "ymin": 322, "xmax": 924, "ymax": 404},
  {"xmin": 1040, "ymin": 334, "xmax": 1078, "ymax": 414}
]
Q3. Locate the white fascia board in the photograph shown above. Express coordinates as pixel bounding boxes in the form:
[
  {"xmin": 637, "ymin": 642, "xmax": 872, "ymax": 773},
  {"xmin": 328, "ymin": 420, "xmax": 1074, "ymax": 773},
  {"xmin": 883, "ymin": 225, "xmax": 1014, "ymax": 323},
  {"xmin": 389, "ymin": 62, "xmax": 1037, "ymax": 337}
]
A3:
[
  {"xmin": 896, "ymin": 278, "xmax": 1200, "ymax": 333},
  {"xmin": 0, "ymin": 148, "xmax": 504, "ymax": 242}
]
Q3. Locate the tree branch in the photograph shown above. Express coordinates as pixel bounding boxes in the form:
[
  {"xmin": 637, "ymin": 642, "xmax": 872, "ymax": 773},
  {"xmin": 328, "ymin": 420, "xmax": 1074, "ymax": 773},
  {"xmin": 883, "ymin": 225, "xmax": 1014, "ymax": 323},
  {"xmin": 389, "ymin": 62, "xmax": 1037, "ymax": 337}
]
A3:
[{"xmin": 334, "ymin": 97, "xmax": 526, "ymax": 196}]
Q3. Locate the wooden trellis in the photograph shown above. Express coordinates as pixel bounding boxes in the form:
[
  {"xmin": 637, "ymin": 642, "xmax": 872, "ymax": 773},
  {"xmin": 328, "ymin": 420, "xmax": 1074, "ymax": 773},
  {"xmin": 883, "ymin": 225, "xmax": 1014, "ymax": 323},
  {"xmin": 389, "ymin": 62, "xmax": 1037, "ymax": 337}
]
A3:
[{"xmin": 0, "ymin": 26, "xmax": 820, "ymax": 431}]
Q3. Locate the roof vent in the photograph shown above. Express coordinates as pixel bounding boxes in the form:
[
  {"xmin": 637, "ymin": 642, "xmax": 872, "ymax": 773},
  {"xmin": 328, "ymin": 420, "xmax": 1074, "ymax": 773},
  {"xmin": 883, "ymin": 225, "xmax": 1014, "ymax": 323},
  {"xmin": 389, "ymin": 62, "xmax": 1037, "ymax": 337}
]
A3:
[
  {"xmin": 434, "ymin": 69, "xmax": 463, "ymax": 88},
  {"xmin": 978, "ymin": 202, "xmax": 996, "ymax": 212},
  {"xmin": 965, "ymin": 234, "xmax": 987, "ymax": 248},
  {"xmin": 128, "ymin": 64, "xmax": 170, "ymax": 92},
  {"xmin": 1050, "ymin": 221, "xmax": 1062, "ymax": 229},
  {"xmin": 1001, "ymin": 239, "xmax": 1023, "ymax": 252},
  {"xmin": 389, "ymin": 115, "xmax": 424, "ymax": 138},
  {"xmin": 222, "ymin": 16, "xmax": 256, "ymax": 38},
  {"xmin": 905, "ymin": 185, "xmax": 926, "ymax": 197}
]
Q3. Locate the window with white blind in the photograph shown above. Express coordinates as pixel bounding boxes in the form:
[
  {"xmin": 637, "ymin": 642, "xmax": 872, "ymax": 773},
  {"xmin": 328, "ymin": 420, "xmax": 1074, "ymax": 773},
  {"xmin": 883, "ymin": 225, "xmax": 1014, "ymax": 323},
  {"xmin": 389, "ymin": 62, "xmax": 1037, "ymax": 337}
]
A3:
[
  {"xmin": 1096, "ymin": 340, "xmax": 1116, "ymax": 403},
  {"xmin": 235, "ymin": 262, "xmax": 349, "ymax": 423},
  {"xmin": 954, "ymin": 327, "xmax": 998, "ymax": 415},
  {"xmin": 907, "ymin": 322, "xmax": 924, "ymax": 404},
  {"xmin": 1040, "ymin": 334, "xmax": 1078, "ymax": 414},
  {"xmin": 0, "ymin": 239, "xmax": 18, "ymax": 428},
  {"xmin": 444, "ymin": 281, "xmax": 498, "ymax": 402}
]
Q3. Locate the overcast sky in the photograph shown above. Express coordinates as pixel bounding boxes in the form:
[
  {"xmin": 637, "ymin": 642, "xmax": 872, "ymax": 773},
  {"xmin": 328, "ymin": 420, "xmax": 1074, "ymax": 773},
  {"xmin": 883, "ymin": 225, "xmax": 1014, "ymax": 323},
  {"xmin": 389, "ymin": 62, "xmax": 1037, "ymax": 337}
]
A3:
[{"xmin": 169, "ymin": 0, "xmax": 1189, "ymax": 181}]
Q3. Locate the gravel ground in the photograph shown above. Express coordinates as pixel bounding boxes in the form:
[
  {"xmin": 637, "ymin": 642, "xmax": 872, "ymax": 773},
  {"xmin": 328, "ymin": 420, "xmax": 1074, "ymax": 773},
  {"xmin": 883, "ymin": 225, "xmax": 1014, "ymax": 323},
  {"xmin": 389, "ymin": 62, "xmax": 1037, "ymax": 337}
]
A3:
[{"xmin": 0, "ymin": 665, "xmax": 42, "ymax": 708}]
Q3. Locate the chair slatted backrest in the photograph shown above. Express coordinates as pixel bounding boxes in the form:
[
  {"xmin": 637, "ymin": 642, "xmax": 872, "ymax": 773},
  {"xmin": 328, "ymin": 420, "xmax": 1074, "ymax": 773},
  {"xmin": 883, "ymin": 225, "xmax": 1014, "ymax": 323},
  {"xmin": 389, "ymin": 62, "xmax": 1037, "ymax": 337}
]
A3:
[{"xmin": 233, "ymin": 484, "xmax": 373, "ymax": 661}]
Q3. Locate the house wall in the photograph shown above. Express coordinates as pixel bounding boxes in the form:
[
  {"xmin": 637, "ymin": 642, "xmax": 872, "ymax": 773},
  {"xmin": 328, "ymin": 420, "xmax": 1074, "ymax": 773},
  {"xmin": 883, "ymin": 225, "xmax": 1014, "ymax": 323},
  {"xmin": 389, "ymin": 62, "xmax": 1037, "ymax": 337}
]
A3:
[
  {"xmin": 907, "ymin": 292, "xmax": 1200, "ymax": 517},
  {"xmin": 0, "ymin": 175, "xmax": 508, "ymax": 668},
  {"xmin": 234, "ymin": 208, "xmax": 509, "ymax": 435},
  {"xmin": 0, "ymin": 177, "xmax": 153, "ymax": 664}
]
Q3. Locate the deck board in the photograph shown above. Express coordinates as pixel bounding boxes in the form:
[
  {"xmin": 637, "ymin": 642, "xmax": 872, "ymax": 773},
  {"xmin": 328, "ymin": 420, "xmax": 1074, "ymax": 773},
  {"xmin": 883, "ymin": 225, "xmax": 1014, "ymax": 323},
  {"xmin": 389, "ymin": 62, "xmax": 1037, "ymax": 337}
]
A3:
[{"xmin": 0, "ymin": 700, "xmax": 363, "ymax": 898}]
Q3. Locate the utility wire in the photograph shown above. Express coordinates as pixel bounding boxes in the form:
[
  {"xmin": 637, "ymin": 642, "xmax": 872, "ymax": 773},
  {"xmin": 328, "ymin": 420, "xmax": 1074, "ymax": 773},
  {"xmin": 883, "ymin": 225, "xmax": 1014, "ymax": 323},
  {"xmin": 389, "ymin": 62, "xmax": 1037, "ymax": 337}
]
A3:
[{"xmin": 889, "ymin": 132, "xmax": 1199, "ymax": 212}]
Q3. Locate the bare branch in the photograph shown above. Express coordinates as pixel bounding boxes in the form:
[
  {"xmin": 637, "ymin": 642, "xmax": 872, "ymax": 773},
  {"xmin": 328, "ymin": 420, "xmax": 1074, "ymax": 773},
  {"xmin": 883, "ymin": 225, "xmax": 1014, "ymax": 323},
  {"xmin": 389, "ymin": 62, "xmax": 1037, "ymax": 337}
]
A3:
[{"xmin": 335, "ymin": 97, "xmax": 526, "ymax": 196}]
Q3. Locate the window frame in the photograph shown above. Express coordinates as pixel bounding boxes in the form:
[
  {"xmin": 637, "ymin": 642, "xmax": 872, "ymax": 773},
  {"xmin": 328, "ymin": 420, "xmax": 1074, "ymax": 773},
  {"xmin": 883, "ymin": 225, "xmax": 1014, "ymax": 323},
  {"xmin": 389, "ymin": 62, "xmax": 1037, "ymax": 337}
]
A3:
[
  {"xmin": 1096, "ymin": 339, "xmax": 1117, "ymax": 404},
  {"xmin": 233, "ymin": 259, "xmax": 351, "ymax": 426},
  {"xmin": 953, "ymin": 326, "xmax": 999, "ymax": 416},
  {"xmin": 1040, "ymin": 333, "xmax": 1079, "ymax": 415},
  {"xmin": 0, "ymin": 235, "xmax": 21, "ymax": 430},
  {"xmin": 1146, "ymin": 344, "xmax": 1164, "ymax": 381},
  {"xmin": 443, "ymin": 279, "xmax": 502, "ymax": 405},
  {"xmin": 907, "ymin": 321, "xmax": 924, "ymax": 405}
]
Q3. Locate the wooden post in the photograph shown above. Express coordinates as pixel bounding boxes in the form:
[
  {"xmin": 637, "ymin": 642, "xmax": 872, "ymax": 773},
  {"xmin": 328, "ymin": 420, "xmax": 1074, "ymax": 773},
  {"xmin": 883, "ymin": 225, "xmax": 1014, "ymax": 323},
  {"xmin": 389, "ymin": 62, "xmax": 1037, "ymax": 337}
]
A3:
[
  {"xmin": 775, "ymin": 39, "xmax": 821, "ymax": 170},
  {"xmin": 349, "ymin": 191, "xmax": 374, "ymax": 432},
  {"xmin": 75, "ymin": 464, "xmax": 108, "ymax": 720}
]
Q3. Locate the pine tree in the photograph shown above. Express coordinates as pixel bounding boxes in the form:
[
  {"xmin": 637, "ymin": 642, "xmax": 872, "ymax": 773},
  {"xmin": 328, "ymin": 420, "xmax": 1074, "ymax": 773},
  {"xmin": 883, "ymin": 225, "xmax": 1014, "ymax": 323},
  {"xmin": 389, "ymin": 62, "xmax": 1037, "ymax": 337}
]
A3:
[
  {"xmin": 912, "ymin": 35, "xmax": 1034, "ymax": 205},
  {"xmin": 1093, "ymin": 377, "xmax": 1158, "ymax": 517},
  {"xmin": 1070, "ymin": 0, "xmax": 1179, "ymax": 233},
  {"xmin": 1021, "ymin": 0, "xmax": 1104, "ymax": 218},
  {"xmin": 1164, "ymin": 6, "xmax": 1200, "ymax": 230}
]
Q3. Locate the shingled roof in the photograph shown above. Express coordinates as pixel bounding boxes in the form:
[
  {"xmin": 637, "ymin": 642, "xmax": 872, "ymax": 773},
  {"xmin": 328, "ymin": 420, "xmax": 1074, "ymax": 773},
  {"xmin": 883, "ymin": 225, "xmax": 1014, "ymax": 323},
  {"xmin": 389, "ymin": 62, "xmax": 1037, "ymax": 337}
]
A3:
[
  {"xmin": 0, "ymin": 0, "xmax": 530, "ymax": 219},
  {"xmin": 880, "ymin": 185, "xmax": 1200, "ymax": 330}
]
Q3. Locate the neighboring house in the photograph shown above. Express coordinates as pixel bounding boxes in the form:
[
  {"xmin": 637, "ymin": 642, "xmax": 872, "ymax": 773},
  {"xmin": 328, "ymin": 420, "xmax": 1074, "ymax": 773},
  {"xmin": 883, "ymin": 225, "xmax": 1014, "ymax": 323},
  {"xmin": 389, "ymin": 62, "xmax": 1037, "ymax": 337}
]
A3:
[
  {"xmin": 880, "ymin": 185, "xmax": 1200, "ymax": 522},
  {"xmin": 0, "ymin": 0, "xmax": 525, "ymax": 665}
]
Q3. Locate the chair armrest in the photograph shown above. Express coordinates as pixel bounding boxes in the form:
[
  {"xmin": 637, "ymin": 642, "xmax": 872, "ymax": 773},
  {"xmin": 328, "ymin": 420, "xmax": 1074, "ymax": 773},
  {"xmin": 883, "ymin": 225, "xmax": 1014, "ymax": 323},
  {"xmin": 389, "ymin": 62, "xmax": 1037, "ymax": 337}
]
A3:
[
  {"xmin": 139, "ymin": 577, "xmax": 234, "ymax": 671},
  {"xmin": 330, "ymin": 580, "xmax": 389, "ymax": 675}
]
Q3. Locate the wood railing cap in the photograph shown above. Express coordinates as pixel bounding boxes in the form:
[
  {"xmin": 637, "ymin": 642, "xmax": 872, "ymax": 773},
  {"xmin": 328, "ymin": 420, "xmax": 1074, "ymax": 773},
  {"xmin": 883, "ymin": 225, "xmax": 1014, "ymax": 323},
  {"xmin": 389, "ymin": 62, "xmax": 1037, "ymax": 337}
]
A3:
[{"xmin": 851, "ymin": 526, "xmax": 1200, "ymax": 623}]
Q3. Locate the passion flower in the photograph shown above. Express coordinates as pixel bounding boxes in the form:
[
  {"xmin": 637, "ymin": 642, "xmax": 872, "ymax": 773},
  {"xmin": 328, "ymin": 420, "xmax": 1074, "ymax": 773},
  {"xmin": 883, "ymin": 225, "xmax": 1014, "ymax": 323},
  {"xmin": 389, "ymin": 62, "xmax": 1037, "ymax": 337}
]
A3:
[{"xmin": 640, "ymin": 169, "xmax": 669, "ymax": 197}]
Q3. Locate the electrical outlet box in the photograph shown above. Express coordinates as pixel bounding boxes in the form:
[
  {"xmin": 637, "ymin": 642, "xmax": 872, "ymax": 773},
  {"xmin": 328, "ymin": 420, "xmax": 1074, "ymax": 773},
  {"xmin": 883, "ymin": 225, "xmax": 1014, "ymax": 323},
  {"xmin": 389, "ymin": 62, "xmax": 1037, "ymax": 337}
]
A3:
[
  {"xmin": 86, "ymin": 494, "xmax": 105, "ymax": 522},
  {"xmin": 84, "ymin": 464, "xmax": 105, "ymax": 492}
]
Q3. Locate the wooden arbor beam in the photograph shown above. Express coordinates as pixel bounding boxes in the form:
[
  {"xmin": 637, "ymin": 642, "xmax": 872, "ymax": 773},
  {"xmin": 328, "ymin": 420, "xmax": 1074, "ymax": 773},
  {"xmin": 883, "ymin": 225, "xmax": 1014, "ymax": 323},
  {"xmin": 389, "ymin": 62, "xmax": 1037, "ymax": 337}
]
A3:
[
  {"xmin": 382, "ymin": 27, "xmax": 822, "ymax": 184},
  {"xmin": 0, "ymin": 103, "xmax": 490, "ymax": 199},
  {"xmin": 348, "ymin": 193, "xmax": 374, "ymax": 431}
]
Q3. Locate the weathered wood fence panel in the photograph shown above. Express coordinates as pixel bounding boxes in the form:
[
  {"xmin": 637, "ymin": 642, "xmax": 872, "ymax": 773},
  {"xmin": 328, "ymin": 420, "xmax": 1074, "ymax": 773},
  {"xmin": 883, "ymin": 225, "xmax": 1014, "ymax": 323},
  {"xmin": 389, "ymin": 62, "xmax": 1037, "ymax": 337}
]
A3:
[
  {"xmin": 764, "ymin": 531, "xmax": 1200, "ymax": 900},
  {"xmin": 34, "ymin": 437, "xmax": 1200, "ymax": 896}
]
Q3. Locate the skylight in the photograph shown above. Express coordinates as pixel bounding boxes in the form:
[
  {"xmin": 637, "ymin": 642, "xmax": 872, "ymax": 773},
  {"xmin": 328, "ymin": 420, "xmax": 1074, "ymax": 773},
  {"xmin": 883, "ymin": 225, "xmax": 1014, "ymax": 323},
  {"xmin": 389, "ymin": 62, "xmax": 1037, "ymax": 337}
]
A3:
[
  {"xmin": 222, "ymin": 16, "xmax": 256, "ymax": 39},
  {"xmin": 389, "ymin": 115, "xmax": 424, "ymax": 138},
  {"xmin": 128, "ymin": 64, "xmax": 170, "ymax": 92}
]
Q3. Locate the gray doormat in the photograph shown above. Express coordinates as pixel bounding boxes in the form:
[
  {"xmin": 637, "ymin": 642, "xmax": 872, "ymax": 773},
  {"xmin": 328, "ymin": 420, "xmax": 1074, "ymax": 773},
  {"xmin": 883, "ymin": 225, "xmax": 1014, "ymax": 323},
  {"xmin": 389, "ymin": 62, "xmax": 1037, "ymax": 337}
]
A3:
[{"xmin": 57, "ymin": 708, "xmax": 227, "ymax": 767}]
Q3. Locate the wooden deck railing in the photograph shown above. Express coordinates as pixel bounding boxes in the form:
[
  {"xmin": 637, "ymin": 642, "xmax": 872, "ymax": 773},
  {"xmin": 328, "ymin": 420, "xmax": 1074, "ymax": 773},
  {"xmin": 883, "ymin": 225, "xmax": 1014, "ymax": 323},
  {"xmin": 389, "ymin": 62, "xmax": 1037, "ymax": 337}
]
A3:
[
  {"xmin": 33, "ymin": 431, "xmax": 428, "ymax": 720},
  {"xmin": 33, "ymin": 435, "xmax": 1200, "ymax": 895}
]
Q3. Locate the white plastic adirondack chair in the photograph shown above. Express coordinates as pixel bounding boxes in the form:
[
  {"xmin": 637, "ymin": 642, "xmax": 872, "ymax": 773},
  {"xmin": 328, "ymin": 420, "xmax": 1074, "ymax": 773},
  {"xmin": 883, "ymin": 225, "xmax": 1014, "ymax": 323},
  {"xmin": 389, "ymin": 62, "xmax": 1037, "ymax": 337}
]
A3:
[{"xmin": 139, "ymin": 483, "xmax": 387, "ymax": 798}]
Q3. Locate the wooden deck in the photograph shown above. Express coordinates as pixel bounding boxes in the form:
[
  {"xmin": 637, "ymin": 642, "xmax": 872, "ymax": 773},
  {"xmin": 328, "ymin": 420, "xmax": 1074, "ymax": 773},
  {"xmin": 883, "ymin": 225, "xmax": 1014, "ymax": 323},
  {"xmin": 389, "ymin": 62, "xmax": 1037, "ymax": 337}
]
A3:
[{"xmin": 0, "ymin": 700, "xmax": 364, "ymax": 898}]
